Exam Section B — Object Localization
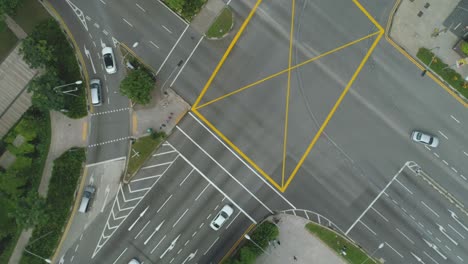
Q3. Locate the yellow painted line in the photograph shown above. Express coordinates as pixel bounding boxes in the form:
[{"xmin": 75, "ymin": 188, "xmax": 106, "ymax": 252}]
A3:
[
  {"xmin": 193, "ymin": 0, "xmax": 264, "ymax": 109},
  {"xmin": 43, "ymin": 0, "xmax": 92, "ymax": 113},
  {"xmin": 283, "ymin": 30, "xmax": 385, "ymax": 191},
  {"xmin": 383, "ymin": 0, "xmax": 468, "ymax": 107},
  {"xmin": 52, "ymin": 166, "xmax": 89, "ymax": 262},
  {"xmin": 192, "ymin": 108, "xmax": 283, "ymax": 190},
  {"xmin": 120, "ymin": 43, "xmax": 157, "ymax": 74},
  {"xmin": 132, "ymin": 112, "xmax": 138, "ymax": 136},
  {"xmin": 196, "ymin": 31, "xmax": 380, "ymax": 110},
  {"xmin": 353, "ymin": 0, "xmax": 384, "ymax": 32},
  {"xmin": 281, "ymin": 0, "xmax": 296, "ymax": 188},
  {"xmin": 218, "ymin": 223, "xmax": 255, "ymax": 264},
  {"xmin": 175, "ymin": 109, "xmax": 188, "ymax": 124},
  {"xmin": 82, "ymin": 121, "xmax": 88, "ymax": 142}
]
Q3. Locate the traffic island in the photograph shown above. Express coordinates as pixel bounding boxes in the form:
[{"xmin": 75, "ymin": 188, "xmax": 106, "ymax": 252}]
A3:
[{"xmin": 206, "ymin": 7, "xmax": 234, "ymax": 39}]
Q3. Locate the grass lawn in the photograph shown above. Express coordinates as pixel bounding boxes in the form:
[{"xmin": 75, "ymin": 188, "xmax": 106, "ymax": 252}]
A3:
[
  {"xmin": 305, "ymin": 222, "xmax": 378, "ymax": 264},
  {"xmin": 127, "ymin": 135, "xmax": 165, "ymax": 177},
  {"xmin": 206, "ymin": 7, "xmax": 233, "ymax": 39},
  {"xmin": 417, "ymin": 47, "xmax": 468, "ymax": 99},
  {"xmin": 12, "ymin": 0, "xmax": 50, "ymax": 34},
  {"xmin": 0, "ymin": 27, "xmax": 18, "ymax": 62}
]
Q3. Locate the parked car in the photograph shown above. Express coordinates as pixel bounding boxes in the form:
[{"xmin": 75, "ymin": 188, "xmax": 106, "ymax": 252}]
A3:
[
  {"xmin": 411, "ymin": 130, "xmax": 439, "ymax": 147},
  {"xmin": 210, "ymin": 205, "xmax": 234, "ymax": 231},
  {"xmin": 102, "ymin": 47, "xmax": 116, "ymax": 74},
  {"xmin": 90, "ymin": 79, "xmax": 102, "ymax": 106},
  {"xmin": 128, "ymin": 258, "xmax": 140, "ymax": 264}
]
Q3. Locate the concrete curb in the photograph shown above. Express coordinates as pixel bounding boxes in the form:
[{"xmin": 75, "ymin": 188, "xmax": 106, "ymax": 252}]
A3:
[{"xmin": 205, "ymin": 7, "xmax": 235, "ymax": 41}]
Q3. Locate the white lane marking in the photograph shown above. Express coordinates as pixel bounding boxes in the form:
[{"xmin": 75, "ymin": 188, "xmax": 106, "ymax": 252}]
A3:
[
  {"xmin": 451, "ymin": 167, "xmax": 458, "ymax": 173},
  {"xmin": 112, "ymin": 248, "xmax": 128, "ymax": 264},
  {"xmin": 75, "ymin": 244, "xmax": 79, "ymax": 252},
  {"xmin": 359, "ymin": 221, "xmax": 376, "ymax": 235},
  {"xmin": 191, "ymin": 231, "xmax": 197, "ymax": 238},
  {"xmin": 438, "ymin": 131, "xmax": 448, "ymax": 140},
  {"xmin": 103, "ymin": 30, "xmax": 109, "ymax": 36},
  {"xmin": 151, "ymin": 235, "xmax": 166, "ymax": 254},
  {"xmin": 409, "ymin": 214, "xmax": 415, "ymax": 220},
  {"xmin": 226, "ymin": 211, "xmax": 241, "ymax": 230},
  {"xmin": 145, "ymin": 221, "xmax": 164, "ymax": 245},
  {"xmin": 173, "ymin": 208, "xmax": 189, "ymax": 228},
  {"xmin": 433, "ymin": 152, "xmax": 440, "ymax": 158},
  {"xmin": 153, "ymin": 150, "xmax": 176, "ymax": 156},
  {"xmin": 460, "ymin": 175, "xmax": 467, "ymax": 180},
  {"xmin": 179, "ymin": 169, "xmax": 194, "ymax": 186},
  {"xmin": 157, "ymin": 24, "xmax": 189, "ymax": 74},
  {"xmin": 94, "ymin": 23, "xmax": 100, "ymax": 28},
  {"xmin": 206, "ymin": 214, "xmax": 212, "ymax": 220},
  {"xmin": 385, "ymin": 242, "xmax": 403, "ymax": 258},
  {"xmin": 157, "ymin": 195, "xmax": 173, "ymax": 213},
  {"xmin": 450, "ymin": 115, "xmax": 460, "ymax": 123},
  {"xmin": 371, "ymin": 207, "xmax": 388, "ymax": 222},
  {"xmin": 464, "ymin": 151, "xmax": 468, "ymax": 157},
  {"xmin": 176, "ymin": 126, "xmax": 273, "ymax": 214},
  {"xmin": 70, "ymin": 256, "xmax": 74, "ymax": 262},
  {"xmin": 448, "ymin": 224, "xmax": 465, "ymax": 239},
  {"xmin": 436, "ymin": 237, "xmax": 442, "ymax": 243},
  {"xmin": 99, "ymin": 0, "xmax": 106, "ymax": 4},
  {"xmin": 396, "ymin": 228, "xmax": 415, "ymax": 244},
  {"xmin": 188, "ymin": 112, "xmax": 296, "ymax": 209},
  {"xmin": 142, "ymin": 161, "xmax": 174, "ymax": 170},
  {"xmin": 425, "ymin": 145, "xmax": 431, "ymax": 151},
  {"xmin": 421, "ymin": 201, "xmax": 440, "ymax": 217},
  {"xmin": 396, "ymin": 179, "xmax": 413, "ymax": 195},
  {"xmin": 101, "ymin": 185, "xmax": 110, "ymax": 212},
  {"xmin": 203, "ymin": 237, "xmax": 219, "ymax": 255},
  {"xmin": 458, "ymin": 256, "xmax": 464, "ymax": 262},
  {"xmin": 199, "ymin": 222, "xmax": 204, "ymax": 229},
  {"xmin": 123, "ymin": 18, "xmax": 133, "ymax": 27},
  {"xmin": 128, "ymin": 206, "xmax": 149, "ymax": 231},
  {"xmin": 423, "ymin": 251, "xmax": 440, "ymax": 264},
  {"xmin": 170, "ymin": 36, "xmax": 204, "ymax": 87},
  {"xmin": 162, "ymin": 25, "xmax": 173, "ymax": 34},
  {"xmin": 442, "ymin": 160, "xmax": 449, "ymax": 166},
  {"xmin": 168, "ymin": 142, "xmax": 257, "ymax": 224},
  {"xmin": 195, "ymin": 184, "xmax": 210, "ymax": 201},
  {"xmin": 135, "ymin": 221, "xmax": 151, "ymax": 239},
  {"xmin": 152, "ymin": 0, "xmax": 187, "ymax": 24},
  {"xmin": 346, "ymin": 162, "xmax": 409, "ymax": 235},
  {"xmin": 445, "ymin": 245, "xmax": 452, "ymax": 251},
  {"xmin": 136, "ymin": 3, "xmax": 146, "ymax": 12},
  {"xmin": 149, "ymin": 41, "xmax": 160, "ymax": 49},
  {"xmin": 131, "ymin": 174, "xmax": 161, "ymax": 183}
]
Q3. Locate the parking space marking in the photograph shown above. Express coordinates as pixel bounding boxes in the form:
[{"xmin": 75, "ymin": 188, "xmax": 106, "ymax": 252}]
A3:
[
  {"xmin": 386, "ymin": 242, "xmax": 404, "ymax": 258},
  {"xmin": 396, "ymin": 179, "xmax": 413, "ymax": 195},
  {"xmin": 123, "ymin": 18, "xmax": 133, "ymax": 27},
  {"xmin": 371, "ymin": 207, "xmax": 388, "ymax": 222},
  {"xmin": 168, "ymin": 142, "xmax": 257, "ymax": 224},
  {"xmin": 359, "ymin": 221, "xmax": 376, "ymax": 235},
  {"xmin": 176, "ymin": 125, "xmax": 273, "ymax": 214},
  {"xmin": 162, "ymin": 25, "xmax": 172, "ymax": 34},
  {"xmin": 423, "ymin": 251, "xmax": 439, "ymax": 264},
  {"xmin": 149, "ymin": 41, "xmax": 160, "ymax": 49},
  {"xmin": 195, "ymin": 184, "xmax": 210, "ymax": 201},
  {"xmin": 450, "ymin": 115, "xmax": 460, "ymax": 123},
  {"xmin": 438, "ymin": 131, "xmax": 448, "ymax": 140},
  {"xmin": 136, "ymin": 3, "xmax": 146, "ymax": 12},
  {"xmin": 226, "ymin": 211, "xmax": 241, "ymax": 230}
]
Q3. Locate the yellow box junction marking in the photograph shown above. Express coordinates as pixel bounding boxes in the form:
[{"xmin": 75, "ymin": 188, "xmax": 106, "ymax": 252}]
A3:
[{"xmin": 193, "ymin": 0, "xmax": 384, "ymax": 192}]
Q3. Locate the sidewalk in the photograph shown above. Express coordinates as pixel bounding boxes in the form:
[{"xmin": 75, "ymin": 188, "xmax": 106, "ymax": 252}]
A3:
[
  {"xmin": 8, "ymin": 111, "xmax": 87, "ymax": 264},
  {"xmin": 255, "ymin": 214, "xmax": 346, "ymax": 264},
  {"xmin": 390, "ymin": 0, "xmax": 468, "ymax": 79},
  {"xmin": 190, "ymin": 0, "xmax": 226, "ymax": 34}
]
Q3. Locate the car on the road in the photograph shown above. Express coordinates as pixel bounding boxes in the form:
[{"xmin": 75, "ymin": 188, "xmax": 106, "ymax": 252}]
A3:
[
  {"xmin": 128, "ymin": 258, "xmax": 140, "ymax": 264},
  {"xmin": 411, "ymin": 130, "xmax": 439, "ymax": 147},
  {"xmin": 210, "ymin": 205, "xmax": 234, "ymax": 231},
  {"xmin": 78, "ymin": 185, "xmax": 96, "ymax": 213},
  {"xmin": 102, "ymin": 47, "xmax": 116, "ymax": 74},
  {"xmin": 90, "ymin": 79, "xmax": 102, "ymax": 106}
]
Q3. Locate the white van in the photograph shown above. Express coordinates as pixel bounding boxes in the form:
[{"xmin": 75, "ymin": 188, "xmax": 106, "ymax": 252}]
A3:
[
  {"xmin": 90, "ymin": 79, "xmax": 102, "ymax": 106},
  {"xmin": 78, "ymin": 185, "xmax": 96, "ymax": 213}
]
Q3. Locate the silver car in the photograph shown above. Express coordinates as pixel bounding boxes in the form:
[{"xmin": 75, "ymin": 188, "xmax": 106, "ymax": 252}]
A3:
[
  {"xmin": 128, "ymin": 258, "xmax": 140, "ymax": 264},
  {"xmin": 411, "ymin": 131, "xmax": 439, "ymax": 147},
  {"xmin": 102, "ymin": 47, "xmax": 117, "ymax": 74},
  {"xmin": 210, "ymin": 205, "xmax": 234, "ymax": 231}
]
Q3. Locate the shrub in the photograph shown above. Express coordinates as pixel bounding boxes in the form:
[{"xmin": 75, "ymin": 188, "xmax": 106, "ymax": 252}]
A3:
[
  {"xmin": 462, "ymin": 41, "xmax": 468, "ymax": 56},
  {"xmin": 120, "ymin": 68, "xmax": 155, "ymax": 105}
]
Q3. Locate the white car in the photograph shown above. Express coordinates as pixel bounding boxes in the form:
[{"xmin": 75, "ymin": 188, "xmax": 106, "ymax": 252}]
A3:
[
  {"xmin": 128, "ymin": 258, "xmax": 140, "ymax": 264},
  {"xmin": 210, "ymin": 205, "xmax": 234, "ymax": 231},
  {"xmin": 102, "ymin": 47, "xmax": 117, "ymax": 74},
  {"xmin": 411, "ymin": 131, "xmax": 439, "ymax": 147}
]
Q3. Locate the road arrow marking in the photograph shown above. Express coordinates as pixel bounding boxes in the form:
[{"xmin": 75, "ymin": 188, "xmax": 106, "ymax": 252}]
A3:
[
  {"xmin": 449, "ymin": 210, "xmax": 468, "ymax": 231},
  {"xmin": 128, "ymin": 206, "xmax": 149, "ymax": 231},
  {"xmin": 439, "ymin": 225, "xmax": 458, "ymax": 245},
  {"xmin": 84, "ymin": 45, "xmax": 96, "ymax": 74},
  {"xmin": 181, "ymin": 249, "xmax": 198, "ymax": 264},
  {"xmin": 160, "ymin": 234, "xmax": 180, "ymax": 259},
  {"xmin": 101, "ymin": 185, "xmax": 110, "ymax": 212}
]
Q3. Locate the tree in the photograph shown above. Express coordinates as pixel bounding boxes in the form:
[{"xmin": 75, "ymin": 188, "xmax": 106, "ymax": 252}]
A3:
[
  {"xmin": 28, "ymin": 70, "xmax": 65, "ymax": 111},
  {"xmin": 120, "ymin": 69, "xmax": 155, "ymax": 105},
  {"xmin": 10, "ymin": 192, "xmax": 48, "ymax": 229},
  {"xmin": 462, "ymin": 41, "xmax": 468, "ymax": 56},
  {"xmin": 0, "ymin": 0, "xmax": 23, "ymax": 15},
  {"xmin": 20, "ymin": 38, "xmax": 56, "ymax": 69}
]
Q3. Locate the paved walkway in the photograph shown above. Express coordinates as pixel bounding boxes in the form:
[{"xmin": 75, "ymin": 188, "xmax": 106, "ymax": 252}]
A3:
[
  {"xmin": 4, "ymin": 15, "xmax": 27, "ymax": 39},
  {"xmin": 390, "ymin": 0, "xmax": 468, "ymax": 79},
  {"xmin": 255, "ymin": 214, "xmax": 346, "ymax": 264},
  {"xmin": 190, "ymin": 0, "xmax": 226, "ymax": 34}
]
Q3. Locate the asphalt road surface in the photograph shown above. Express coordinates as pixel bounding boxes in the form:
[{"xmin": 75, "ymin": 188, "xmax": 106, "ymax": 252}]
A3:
[{"xmin": 52, "ymin": 0, "xmax": 468, "ymax": 263}]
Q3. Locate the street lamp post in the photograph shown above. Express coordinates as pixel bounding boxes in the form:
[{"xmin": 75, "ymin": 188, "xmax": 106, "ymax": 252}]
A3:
[
  {"xmin": 244, "ymin": 234, "xmax": 270, "ymax": 255},
  {"xmin": 421, "ymin": 47, "xmax": 440, "ymax": 76},
  {"xmin": 54, "ymin": 80, "xmax": 83, "ymax": 97},
  {"xmin": 360, "ymin": 243, "xmax": 384, "ymax": 264},
  {"xmin": 24, "ymin": 249, "xmax": 52, "ymax": 263}
]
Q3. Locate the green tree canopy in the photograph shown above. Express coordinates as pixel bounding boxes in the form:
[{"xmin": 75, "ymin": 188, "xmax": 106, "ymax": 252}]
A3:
[
  {"xmin": 0, "ymin": 0, "xmax": 23, "ymax": 15},
  {"xmin": 28, "ymin": 70, "xmax": 65, "ymax": 111},
  {"xmin": 120, "ymin": 69, "xmax": 155, "ymax": 105},
  {"xmin": 20, "ymin": 38, "xmax": 55, "ymax": 69},
  {"xmin": 10, "ymin": 192, "xmax": 48, "ymax": 229}
]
